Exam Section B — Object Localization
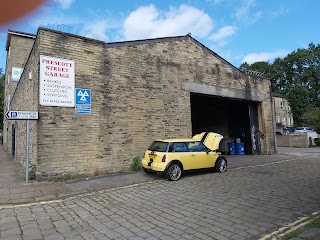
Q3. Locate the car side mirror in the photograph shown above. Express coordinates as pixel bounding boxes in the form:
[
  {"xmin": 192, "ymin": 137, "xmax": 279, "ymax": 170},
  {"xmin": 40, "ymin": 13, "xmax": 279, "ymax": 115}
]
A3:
[{"xmin": 206, "ymin": 149, "xmax": 211, "ymax": 154}]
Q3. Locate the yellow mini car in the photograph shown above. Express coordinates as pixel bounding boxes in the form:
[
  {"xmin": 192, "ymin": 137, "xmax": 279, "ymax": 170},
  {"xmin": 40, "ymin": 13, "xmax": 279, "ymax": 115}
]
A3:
[{"xmin": 141, "ymin": 132, "xmax": 227, "ymax": 181}]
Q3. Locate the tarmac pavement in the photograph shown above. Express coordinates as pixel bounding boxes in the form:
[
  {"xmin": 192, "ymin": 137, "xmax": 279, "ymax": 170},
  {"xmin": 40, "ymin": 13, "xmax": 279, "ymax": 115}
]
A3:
[
  {"xmin": 276, "ymin": 146, "xmax": 320, "ymax": 157},
  {"xmin": 0, "ymin": 145, "xmax": 319, "ymax": 239}
]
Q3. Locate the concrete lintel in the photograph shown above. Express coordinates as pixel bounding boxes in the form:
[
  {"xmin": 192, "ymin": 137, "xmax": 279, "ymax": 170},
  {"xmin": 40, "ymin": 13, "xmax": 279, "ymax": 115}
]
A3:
[{"xmin": 182, "ymin": 82, "xmax": 267, "ymax": 102}]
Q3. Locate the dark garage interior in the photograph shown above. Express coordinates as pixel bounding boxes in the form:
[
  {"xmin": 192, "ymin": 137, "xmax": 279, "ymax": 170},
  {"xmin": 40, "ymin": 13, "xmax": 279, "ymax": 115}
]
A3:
[{"xmin": 190, "ymin": 93, "xmax": 260, "ymax": 155}]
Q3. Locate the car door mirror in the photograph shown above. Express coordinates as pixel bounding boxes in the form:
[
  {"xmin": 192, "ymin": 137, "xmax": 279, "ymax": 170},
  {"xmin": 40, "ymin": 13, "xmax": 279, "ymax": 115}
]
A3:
[{"xmin": 206, "ymin": 149, "xmax": 211, "ymax": 154}]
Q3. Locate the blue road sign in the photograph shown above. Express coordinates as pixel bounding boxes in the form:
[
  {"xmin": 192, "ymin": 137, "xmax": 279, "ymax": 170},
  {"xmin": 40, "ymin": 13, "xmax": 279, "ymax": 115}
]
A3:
[
  {"xmin": 76, "ymin": 88, "xmax": 91, "ymax": 104},
  {"xmin": 75, "ymin": 88, "xmax": 91, "ymax": 114}
]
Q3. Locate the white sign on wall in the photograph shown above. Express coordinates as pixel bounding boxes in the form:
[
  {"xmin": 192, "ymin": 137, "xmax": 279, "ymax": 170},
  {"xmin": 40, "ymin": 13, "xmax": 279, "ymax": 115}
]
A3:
[
  {"xmin": 39, "ymin": 55, "xmax": 75, "ymax": 107},
  {"xmin": 12, "ymin": 67, "xmax": 23, "ymax": 81},
  {"xmin": 6, "ymin": 111, "xmax": 38, "ymax": 120}
]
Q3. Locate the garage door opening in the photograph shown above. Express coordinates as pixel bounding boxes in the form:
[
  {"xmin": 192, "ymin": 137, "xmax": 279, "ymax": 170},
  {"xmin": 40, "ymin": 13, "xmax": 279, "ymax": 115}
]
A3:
[{"xmin": 190, "ymin": 93, "xmax": 260, "ymax": 155}]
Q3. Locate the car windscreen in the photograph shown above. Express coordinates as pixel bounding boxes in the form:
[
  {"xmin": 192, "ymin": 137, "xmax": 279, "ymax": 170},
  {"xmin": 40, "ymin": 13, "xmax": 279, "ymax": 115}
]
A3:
[
  {"xmin": 295, "ymin": 127, "xmax": 304, "ymax": 130},
  {"xmin": 148, "ymin": 141, "xmax": 168, "ymax": 152}
]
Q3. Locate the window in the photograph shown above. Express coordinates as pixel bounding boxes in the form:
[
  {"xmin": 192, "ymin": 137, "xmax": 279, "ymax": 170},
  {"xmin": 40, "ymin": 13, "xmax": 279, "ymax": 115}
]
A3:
[
  {"xmin": 186, "ymin": 141, "xmax": 207, "ymax": 152},
  {"xmin": 280, "ymin": 102, "xmax": 284, "ymax": 110},
  {"xmin": 170, "ymin": 142, "xmax": 187, "ymax": 152},
  {"xmin": 148, "ymin": 141, "xmax": 168, "ymax": 152}
]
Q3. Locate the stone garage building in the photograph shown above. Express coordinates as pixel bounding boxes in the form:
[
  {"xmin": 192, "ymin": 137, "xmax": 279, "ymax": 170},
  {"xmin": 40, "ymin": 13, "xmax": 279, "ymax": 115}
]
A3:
[{"xmin": 3, "ymin": 28, "xmax": 276, "ymax": 178}]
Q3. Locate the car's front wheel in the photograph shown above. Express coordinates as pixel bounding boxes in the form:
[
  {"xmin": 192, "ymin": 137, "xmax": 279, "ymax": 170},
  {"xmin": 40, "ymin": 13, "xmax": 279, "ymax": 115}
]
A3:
[
  {"xmin": 166, "ymin": 163, "xmax": 182, "ymax": 181},
  {"xmin": 215, "ymin": 158, "xmax": 227, "ymax": 173}
]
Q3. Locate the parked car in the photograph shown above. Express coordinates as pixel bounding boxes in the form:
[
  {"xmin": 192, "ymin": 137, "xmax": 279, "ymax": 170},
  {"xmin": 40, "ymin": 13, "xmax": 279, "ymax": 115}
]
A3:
[
  {"xmin": 283, "ymin": 127, "xmax": 295, "ymax": 134},
  {"xmin": 141, "ymin": 132, "xmax": 227, "ymax": 181},
  {"xmin": 294, "ymin": 127, "xmax": 315, "ymax": 133},
  {"xmin": 293, "ymin": 127, "xmax": 319, "ymax": 146}
]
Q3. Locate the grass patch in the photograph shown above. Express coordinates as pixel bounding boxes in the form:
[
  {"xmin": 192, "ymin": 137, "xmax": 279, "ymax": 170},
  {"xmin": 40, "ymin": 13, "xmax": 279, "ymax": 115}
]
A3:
[
  {"xmin": 307, "ymin": 215, "xmax": 320, "ymax": 228},
  {"xmin": 283, "ymin": 229, "xmax": 304, "ymax": 240},
  {"xmin": 130, "ymin": 156, "xmax": 141, "ymax": 171},
  {"xmin": 283, "ymin": 215, "xmax": 320, "ymax": 240}
]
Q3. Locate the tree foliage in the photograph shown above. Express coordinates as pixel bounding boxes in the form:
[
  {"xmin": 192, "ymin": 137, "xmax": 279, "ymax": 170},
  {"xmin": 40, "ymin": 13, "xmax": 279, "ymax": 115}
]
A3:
[
  {"xmin": 240, "ymin": 43, "xmax": 320, "ymax": 127},
  {"xmin": 287, "ymin": 86, "xmax": 310, "ymax": 126},
  {"xmin": 0, "ymin": 68, "xmax": 4, "ymax": 131},
  {"xmin": 301, "ymin": 107, "xmax": 320, "ymax": 133}
]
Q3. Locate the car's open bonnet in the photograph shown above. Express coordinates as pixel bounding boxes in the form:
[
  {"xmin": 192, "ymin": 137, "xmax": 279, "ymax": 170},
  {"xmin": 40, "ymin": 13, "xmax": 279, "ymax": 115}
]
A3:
[{"xmin": 192, "ymin": 132, "xmax": 224, "ymax": 150}]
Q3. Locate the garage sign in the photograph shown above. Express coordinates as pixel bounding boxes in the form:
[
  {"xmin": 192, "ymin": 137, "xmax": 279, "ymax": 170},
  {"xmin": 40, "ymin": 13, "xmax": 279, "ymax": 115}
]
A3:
[{"xmin": 39, "ymin": 55, "xmax": 75, "ymax": 107}]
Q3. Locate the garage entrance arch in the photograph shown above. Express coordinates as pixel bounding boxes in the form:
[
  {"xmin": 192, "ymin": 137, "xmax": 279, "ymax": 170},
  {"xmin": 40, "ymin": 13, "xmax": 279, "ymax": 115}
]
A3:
[{"xmin": 190, "ymin": 93, "xmax": 260, "ymax": 155}]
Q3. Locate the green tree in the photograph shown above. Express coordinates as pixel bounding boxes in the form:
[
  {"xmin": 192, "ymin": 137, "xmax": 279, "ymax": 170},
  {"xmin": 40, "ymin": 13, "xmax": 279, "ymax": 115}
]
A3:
[
  {"xmin": 301, "ymin": 107, "xmax": 320, "ymax": 133},
  {"xmin": 0, "ymin": 68, "xmax": 4, "ymax": 131},
  {"xmin": 287, "ymin": 86, "xmax": 310, "ymax": 126},
  {"xmin": 239, "ymin": 42, "xmax": 320, "ymax": 129}
]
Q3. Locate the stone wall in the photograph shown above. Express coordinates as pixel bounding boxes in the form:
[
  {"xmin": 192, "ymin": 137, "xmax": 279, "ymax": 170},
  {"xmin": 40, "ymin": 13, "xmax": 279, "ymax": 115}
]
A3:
[
  {"xmin": 9, "ymin": 35, "xmax": 40, "ymax": 168},
  {"xmin": 3, "ymin": 32, "xmax": 35, "ymax": 158},
  {"xmin": 8, "ymin": 28, "xmax": 275, "ymax": 177},
  {"xmin": 277, "ymin": 135, "xmax": 308, "ymax": 148}
]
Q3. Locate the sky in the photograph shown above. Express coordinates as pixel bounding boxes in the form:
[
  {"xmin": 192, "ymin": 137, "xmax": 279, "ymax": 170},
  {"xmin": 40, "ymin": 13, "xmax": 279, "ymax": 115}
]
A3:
[{"xmin": 0, "ymin": 0, "xmax": 320, "ymax": 72}]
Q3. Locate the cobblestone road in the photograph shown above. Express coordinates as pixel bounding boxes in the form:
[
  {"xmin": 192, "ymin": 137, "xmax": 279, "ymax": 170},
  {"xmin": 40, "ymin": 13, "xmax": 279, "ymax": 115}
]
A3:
[{"xmin": 1, "ymin": 156, "xmax": 320, "ymax": 240}]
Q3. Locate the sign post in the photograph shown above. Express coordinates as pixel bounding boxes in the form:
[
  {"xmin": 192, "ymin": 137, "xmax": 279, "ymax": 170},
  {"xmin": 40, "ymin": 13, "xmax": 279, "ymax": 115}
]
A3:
[
  {"xmin": 26, "ymin": 119, "xmax": 30, "ymax": 184},
  {"xmin": 6, "ymin": 110, "xmax": 38, "ymax": 184}
]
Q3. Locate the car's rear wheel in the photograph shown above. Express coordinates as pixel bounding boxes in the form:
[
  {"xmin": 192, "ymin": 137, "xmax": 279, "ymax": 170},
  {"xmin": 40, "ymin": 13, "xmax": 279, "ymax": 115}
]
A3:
[
  {"xmin": 166, "ymin": 163, "xmax": 182, "ymax": 181},
  {"xmin": 215, "ymin": 158, "xmax": 227, "ymax": 172}
]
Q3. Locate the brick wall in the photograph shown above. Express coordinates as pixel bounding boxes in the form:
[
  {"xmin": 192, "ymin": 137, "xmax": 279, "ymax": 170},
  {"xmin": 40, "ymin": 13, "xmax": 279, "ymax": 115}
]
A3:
[
  {"xmin": 9, "ymin": 35, "xmax": 39, "ymax": 168},
  {"xmin": 277, "ymin": 135, "xmax": 308, "ymax": 148},
  {"xmin": 3, "ymin": 33, "xmax": 35, "ymax": 157},
  {"xmin": 8, "ymin": 28, "xmax": 275, "ymax": 177}
]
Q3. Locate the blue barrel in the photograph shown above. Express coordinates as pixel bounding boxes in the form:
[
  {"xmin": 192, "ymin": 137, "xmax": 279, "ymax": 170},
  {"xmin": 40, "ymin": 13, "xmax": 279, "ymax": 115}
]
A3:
[
  {"xmin": 228, "ymin": 142, "xmax": 235, "ymax": 155},
  {"xmin": 235, "ymin": 142, "xmax": 245, "ymax": 155}
]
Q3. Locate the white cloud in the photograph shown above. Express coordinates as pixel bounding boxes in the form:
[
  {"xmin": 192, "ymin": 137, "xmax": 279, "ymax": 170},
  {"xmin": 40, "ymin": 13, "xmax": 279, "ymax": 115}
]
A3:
[
  {"xmin": 209, "ymin": 26, "xmax": 237, "ymax": 51},
  {"xmin": 54, "ymin": 0, "xmax": 75, "ymax": 10},
  {"xmin": 217, "ymin": 49, "xmax": 232, "ymax": 60},
  {"xmin": 235, "ymin": 0, "xmax": 262, "ymax": 25},
  {"xmin": 271, "ymin": 7, "xmax": 289, "ymax": 18},
  {"xmin": 25, "ymin": 4, "xmax": 119, "ymax": 42},
  {"xmin": 82, "ymin": 20, "xmax": 109, "ymax": 41},
  {"xmin": 242, "ymin": 50, "xmax": 289, "ymax": 64},
  {"xmin": 123, "ymin": 4, "xmax": 214, "ymax": 40},
  {"xmin": 211, "ymin": 25, "xmax": 236, "ymax": 41},
  {"xmin": 28, "ymin": 4, "xmax": 80, "ymax": 28}
]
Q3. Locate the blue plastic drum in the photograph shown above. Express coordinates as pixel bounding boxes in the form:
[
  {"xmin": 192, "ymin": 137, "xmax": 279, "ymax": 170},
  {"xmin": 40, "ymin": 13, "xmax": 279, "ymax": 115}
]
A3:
[
  {"xmin": 229, "ymin": 142, "xmax": 235, "ymax": 155},
  {"xmin": 235, "ymin": 142, "xmax": 245, "ymax": 155}
]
